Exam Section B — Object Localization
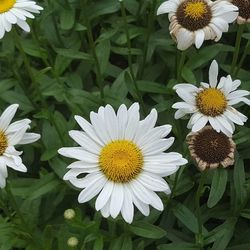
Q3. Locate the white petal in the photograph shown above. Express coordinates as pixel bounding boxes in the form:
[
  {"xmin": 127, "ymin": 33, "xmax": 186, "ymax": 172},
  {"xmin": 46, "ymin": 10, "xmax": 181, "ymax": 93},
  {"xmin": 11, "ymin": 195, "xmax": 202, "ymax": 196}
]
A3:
[
  {"xmin": 95, "ymin": 181, "xmax": 114, "ymax": 211},
  {"xmin": 0, "ymin": 104, "xmax": 19, "ymax": 131},
  {"xmin": 192, "ymin": 116, "xmax": 208, "ymax": 132},
  {"xmin": 18, "ymin": 133, "xmax": 40, "ymax": 144},
  {"xmin": 78, "ymin": 175, "xmax": 106, "ymax": 203},
  {"xmin": 209, "ymin": 60, "xmax": 218, "ymax": 88},
  {"xmin": 58, "ymin": 147, "xmax": 98, "ymax": 163},
  {"xmin": 110, "ymin": 183, "xmax": 124, "ymax": 218},
  {"xmin": 121, "ymin": 185, "xmax": 134, "ymax": 223}
]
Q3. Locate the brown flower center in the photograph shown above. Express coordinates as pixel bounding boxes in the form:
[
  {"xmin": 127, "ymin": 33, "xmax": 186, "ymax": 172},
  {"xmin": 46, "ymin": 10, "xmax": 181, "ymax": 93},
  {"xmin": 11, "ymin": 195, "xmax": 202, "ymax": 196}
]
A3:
[
  {"xmin": 176, "ymin": 0, "xmax": 212, "ymax": 31},
  {"xmin": 193, "ymin": 128, "xmax": 231, "ymax": 164},
  {"xmin": 232, "ymin": 0, "xmax": 250, "ymax": 19}
]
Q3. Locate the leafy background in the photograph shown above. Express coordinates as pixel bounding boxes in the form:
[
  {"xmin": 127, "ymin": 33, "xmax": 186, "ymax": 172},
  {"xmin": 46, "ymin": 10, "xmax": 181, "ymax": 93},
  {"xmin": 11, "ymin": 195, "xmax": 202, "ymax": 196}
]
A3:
[{"xmin": 0, "ymin": 0, "xmax": 250, "ymax": 249}]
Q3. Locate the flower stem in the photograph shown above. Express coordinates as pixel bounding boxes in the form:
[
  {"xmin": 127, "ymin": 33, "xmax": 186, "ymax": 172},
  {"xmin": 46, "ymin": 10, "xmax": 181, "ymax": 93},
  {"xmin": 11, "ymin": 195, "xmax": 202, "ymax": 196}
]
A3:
[
  {"xmin": 231, "ymin": 25, "xmax": 245, "ymax": 76},
  {"xmin": 177, "ymin": 50, "xmax": 186, "ymax": 82},
  {"xmin": 195, "ymin": 171, "xmax": 206, "ymax": 249},
  {"xmin": 12, "ymin": 28, "xmax": 45, "ymax": 107},
  {"xmin": 235, "ymin": 40, "xmax": 250, "ymax": 77},
  {"xmin": 120, "ymin": 0, "xmax": 146, "ymax": 115},
  {"xmin": 137, "ymin": 0, "xmax": 157, "ymax": 80},
  {"xmin": 82, "ymin": 0, "xmax": 104, "ymax": 102}
]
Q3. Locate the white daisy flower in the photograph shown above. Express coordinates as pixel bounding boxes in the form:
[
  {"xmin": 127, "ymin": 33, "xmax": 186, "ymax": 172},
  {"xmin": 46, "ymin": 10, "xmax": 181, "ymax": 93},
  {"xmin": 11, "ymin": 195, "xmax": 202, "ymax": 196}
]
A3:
[
  {"xmin": 172, "ymin": 60, "xmax": 250, "ymax": 136},
  {"xmin": 58, "ymin": 103, "xmax": 187, "ymax": 224},
  {"xmin": 0, "ymin": 0, "xmax": 43, "ymax": 39},
  {"xmin": 229, "ymin": 0, "xmax": 250, "ymax": 24},
  {"xmin": 0, "ymin": 104, "xmax": 40, "ymax": 188},
  {"xmin": 186, "ymin": 126, "xmax": 235, "ymax": 171},
  {"xmin": 157, "ymin": 0, "xmax": 238, "ymax": 50}
]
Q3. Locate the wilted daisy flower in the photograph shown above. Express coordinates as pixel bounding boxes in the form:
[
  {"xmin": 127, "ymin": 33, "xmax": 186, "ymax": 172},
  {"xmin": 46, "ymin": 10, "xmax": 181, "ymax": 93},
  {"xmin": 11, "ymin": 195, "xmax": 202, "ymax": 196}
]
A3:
[
  {"xmin": 157, "ymin": 0, "xmax": 238, "ymax": 50},
  {"xmin": 187, "ymin": 126, "xmax": 235, "ymax": 171},
  {"xmin": 0, "ymin": 0, "xmax": 43, "ymax": 39},
  {"xmin": 172, "ymin": 60, "xmax": 250, "ymax": 136},
  {"xmin": 58, "ymin": 103, "xmax": 187, "ymax": 223},
  {"xmin": 230, "ymin": 0, "xmax": 250, "ymax": 24},
  {"xmin": 0, "ymin": 104, "xmax": 40, "ymax": 188}
]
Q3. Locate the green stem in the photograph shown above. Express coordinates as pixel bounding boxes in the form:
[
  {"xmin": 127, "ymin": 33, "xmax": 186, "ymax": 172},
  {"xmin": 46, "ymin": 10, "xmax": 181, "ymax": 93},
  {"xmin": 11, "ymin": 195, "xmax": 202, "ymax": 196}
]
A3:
[
  {"xmin": 165, "ymin": 167, "xmax": 182, "ymax": 212},
  {"xmin": 82, "ymin": 0, "xmax": 104, "ymax": 102},
  {"xmin": 120, "ymin": 0, "xmax": 146, "ymax": 115},
  {"xmin": 195, "ymin": 171, "xmax": 206, "ymax": 249},
  {"xmin": 5, "ymin": 184, "xmax": 27, "ymax": 227},
  {"xmin": 235, "ymin": 40, "xmax": 250, "ymax": 77},
  {"xmin": 177, "ymin": 51, "xmax": 186, "ymax": 82},
  {"xmin": 231, "ymin": 25, "xmax": 245, "ymax": 76},
  {"xmin": 137, "ymin": 0, "xmax": 157, "ymax": 80},
  {"xmin": 13, "ymin": 28, "xmax": 35, "ymax": 86},
  {"xmin": 12, "ymin": 28, "xmax": 45, "ymax": 106}
]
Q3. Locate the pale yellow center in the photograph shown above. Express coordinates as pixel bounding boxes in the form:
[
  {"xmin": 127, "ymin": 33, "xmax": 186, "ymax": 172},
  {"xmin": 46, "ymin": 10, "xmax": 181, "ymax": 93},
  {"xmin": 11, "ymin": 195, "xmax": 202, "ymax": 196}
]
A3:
[
  {"xmin": 196, "ymin": 88, "xmax": 227, "ymax": 117},
  {"xmin": 184, "ymin": 1, "xmax": 207, "ymax": 19},
  {"xmin": 0, "ymin": 0, "xmax": 15, "ymax": 13},
  {"xmin": 99, "ymin": 140, "xmax": 143, "ymax": 183},
  {"xmin": 0, "ymin": 130, "xmax": 7, "ymax": 155}
]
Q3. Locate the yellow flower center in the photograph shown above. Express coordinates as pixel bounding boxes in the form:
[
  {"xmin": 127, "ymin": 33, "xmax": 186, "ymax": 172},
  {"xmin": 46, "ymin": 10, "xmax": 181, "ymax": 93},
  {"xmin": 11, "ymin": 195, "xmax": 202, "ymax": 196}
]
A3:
[
  {"xmin": 0, "ymin": 0, "xmax": 16, "ymax": 13},
  {"xmin": 99, "ymin": 140, "xmax": 143, "ymax": 183},
  {"xmin": 184, "ymin": 1, "xmax": 207, "ymax": 19},
  {"xmin": 196, "ymin": 88, "xmax": 227, "ymax": 116},
  {"xmin": 0, "ymin": 131, "xmax": 8, "ymax": 155}
]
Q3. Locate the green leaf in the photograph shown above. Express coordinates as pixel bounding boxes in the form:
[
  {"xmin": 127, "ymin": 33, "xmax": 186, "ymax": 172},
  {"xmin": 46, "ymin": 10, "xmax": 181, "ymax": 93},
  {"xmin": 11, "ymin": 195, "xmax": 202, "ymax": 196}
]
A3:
[
  {"xmin": 137, "ymin": 80, "xmax": 171, "ymax": 94},
  {"xmin": 93, "ymin": 237, "xmax": 103, "ymax": 250},
  {"xmin": 60, "ymin": 9, "xmax": 75, "ymax": 30},
  {"xmin": 173, "ymin": 203, "xmax": 207, "ymax": 234},
  {"xmin": 96, "ymin": 39, "xmax": 111, "ymax": 75},
  {"xmin": 55, "ymin": 48, "xmax": 93, "ymax": 61},
  {"xmin": 211, "ymin": 218, "xmax": 237, "ymax": 250},
  {"xmin": 207, "ymin": 169, "xmax": 228, "ymax": 208},
  {"xmin": 158, "ymin": 243, "xmax": 200, "ymax": 250},
  {"xmin": 129, "ymin": 222, "xmax": 166, "ymax": 239},
  {"xmin": 233, "ymin": 156, "xmax": 247, "ymax": 209},
  {"xmin": 240, "ymin": 209, "xmax": 250, "ymax": 219}
]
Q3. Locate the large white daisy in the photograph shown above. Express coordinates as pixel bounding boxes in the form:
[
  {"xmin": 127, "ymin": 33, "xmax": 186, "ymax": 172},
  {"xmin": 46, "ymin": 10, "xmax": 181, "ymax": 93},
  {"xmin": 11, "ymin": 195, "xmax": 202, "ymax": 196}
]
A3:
[
  {"xmin": 157, "ymin": 0, "xmax": 238, "ymax": 50},
  {"xmin": 0, "ymin": 104, "xmax": 40, "ymax": 188},
  {"xmin": 0, "ymin": 0, "xmax": 43, "ymax": 39},
  {"xmin": 58, "ymin": 103, "xmax": 187, "ymax": 223},
  {"xmin": 172, "ymin": 60, "xmax": 250, "ymax": 136}
]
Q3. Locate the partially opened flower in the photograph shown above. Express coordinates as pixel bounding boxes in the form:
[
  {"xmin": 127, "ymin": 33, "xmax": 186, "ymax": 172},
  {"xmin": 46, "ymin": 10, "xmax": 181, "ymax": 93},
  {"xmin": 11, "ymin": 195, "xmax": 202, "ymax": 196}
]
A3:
[
  {"xmin": 58, "ymin": 103, "xmax": 187, "ymax": 223},
  {"xmin": 0, "ymin": 104, "xmax": 40, "ymax": 188},
  {"xmin": 230, "ymin": 0, "xmax": 250, "ymax": 24},
  {"xmin": 187, "ymin": 126, "xmax": 235, "ymax": 171},
  {"xmin": 172, "ymin": 60, "xmax": 250, "ymax": 136},
  {"xmin": 157, "ymin": 0, "xmax": 238, "ymax": 50},
  {"xmin": 0, "ymin": 0, "xmax": 43, "ymax": 39}
]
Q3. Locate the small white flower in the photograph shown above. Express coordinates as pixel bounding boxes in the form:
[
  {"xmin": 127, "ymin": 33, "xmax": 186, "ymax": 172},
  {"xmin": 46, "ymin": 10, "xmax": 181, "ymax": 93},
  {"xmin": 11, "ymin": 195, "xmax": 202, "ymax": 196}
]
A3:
[
  {"xmin": 58, "ymin": 103, "xmax": 187, "ymax": 224},
  {"xmin": 172, "ymin": 60, "xmax": 250, "ymax": 136},
  {"xmin": 0, "ymin": 0, "xmax": 43, "ymax": 39},
  {"xmin": 0, "ymin": 104, "xmax": 40, "ymax": 188},
  {"xmin": 229, "ymin": 0, "xmax": 250, "ymax": 24},
  {"xmin": 157, "ymin": 0, "xmax": 238, "ymax": 50}
]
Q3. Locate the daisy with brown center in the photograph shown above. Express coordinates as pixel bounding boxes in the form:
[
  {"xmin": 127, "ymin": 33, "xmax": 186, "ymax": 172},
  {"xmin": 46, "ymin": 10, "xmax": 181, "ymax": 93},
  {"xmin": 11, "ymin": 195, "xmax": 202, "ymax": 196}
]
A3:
[
  {"xmin": 230, "ymin": 0, "xmax": 250, "ymax": 24},
  {"xmin": 0, "ymin": 0, "xmax": 43, "ymax": 39},
  {"xmin": 58, "ymin": 103, "xmax": 187, "ymax": 223},
  {"xmin": 187, "ymin": 126, "xmax": 235, "ymax": 171},
  {"xmin": 172, "ymin": 60, "xmax": 250, "ymax": 136},
  {"xmin": 157, "ymin": 0, "xmax": 238, "ymax": 50},
  {"xmin": 0, "ymin": 104, "xmax": 40, "ymax": 188}
]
